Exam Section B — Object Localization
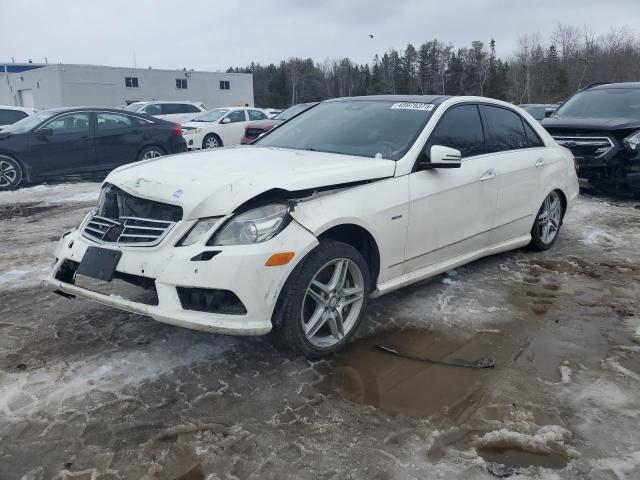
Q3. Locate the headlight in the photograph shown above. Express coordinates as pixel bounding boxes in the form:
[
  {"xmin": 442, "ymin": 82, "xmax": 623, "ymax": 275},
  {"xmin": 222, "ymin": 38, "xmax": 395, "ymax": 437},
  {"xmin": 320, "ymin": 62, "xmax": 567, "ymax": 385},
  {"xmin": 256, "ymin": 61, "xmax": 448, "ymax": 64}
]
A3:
[
  {"xmin": 182, "ymin": 127, "xmax": 202, "ymax": 135},
  {"xmin": 208, "ymin": 204, "xmax": 290, "ymax": 246},
  {"xmin": 623, "ymin": 130, "xmax": 640, "ymax": 152},
  {"xmin": 177, "ymin": 217, "xmax": 221, "ymax": 246}
]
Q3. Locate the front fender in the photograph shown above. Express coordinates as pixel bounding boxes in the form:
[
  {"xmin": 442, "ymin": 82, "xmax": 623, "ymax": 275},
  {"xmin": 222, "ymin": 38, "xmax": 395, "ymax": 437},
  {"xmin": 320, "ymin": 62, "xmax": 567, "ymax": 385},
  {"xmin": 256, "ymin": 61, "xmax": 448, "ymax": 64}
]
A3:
[{"xmin": 289, "ymin": 176, "xmax": 409, "ymax": 283}]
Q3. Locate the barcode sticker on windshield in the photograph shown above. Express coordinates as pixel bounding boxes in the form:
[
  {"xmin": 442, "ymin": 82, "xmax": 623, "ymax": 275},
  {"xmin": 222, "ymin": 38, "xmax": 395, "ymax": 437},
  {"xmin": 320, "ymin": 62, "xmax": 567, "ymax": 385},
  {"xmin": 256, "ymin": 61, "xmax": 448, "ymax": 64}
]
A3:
[{"xmin": 390, "ymin": 102, "xmax": 435, "ymax": 111}]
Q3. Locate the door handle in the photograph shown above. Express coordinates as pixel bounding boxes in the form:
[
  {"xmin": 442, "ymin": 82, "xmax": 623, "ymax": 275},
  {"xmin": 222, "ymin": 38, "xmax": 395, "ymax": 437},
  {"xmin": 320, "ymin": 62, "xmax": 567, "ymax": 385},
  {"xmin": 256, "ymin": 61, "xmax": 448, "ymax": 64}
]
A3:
[
  {"xmin": 535, "ymin": 159, "xmax": 545, "ymax": 168},
  {"xmin": 480, "ymin": 169, "xmax": 496, "ymax": 181}
]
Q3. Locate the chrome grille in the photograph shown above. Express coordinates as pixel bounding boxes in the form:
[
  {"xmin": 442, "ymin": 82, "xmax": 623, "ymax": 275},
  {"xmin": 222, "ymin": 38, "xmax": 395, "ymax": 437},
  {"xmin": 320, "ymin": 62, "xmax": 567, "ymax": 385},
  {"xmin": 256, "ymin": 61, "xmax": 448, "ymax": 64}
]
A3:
[
  {"xmin": 552, "ymin": 135, "xmax": 615, "ymax": 158},
  {"xmin": 82, "ymin": 215, "xmax": 176, "ymax": 246}
]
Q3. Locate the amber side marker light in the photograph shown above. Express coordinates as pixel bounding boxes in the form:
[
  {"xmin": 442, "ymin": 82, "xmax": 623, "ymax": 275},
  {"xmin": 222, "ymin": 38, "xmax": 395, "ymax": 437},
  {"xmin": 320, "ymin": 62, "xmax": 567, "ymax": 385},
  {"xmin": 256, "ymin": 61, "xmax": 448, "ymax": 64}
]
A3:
[{"xmin": 265, "ymin": 252, "xmax": 295, "ymax": 266}]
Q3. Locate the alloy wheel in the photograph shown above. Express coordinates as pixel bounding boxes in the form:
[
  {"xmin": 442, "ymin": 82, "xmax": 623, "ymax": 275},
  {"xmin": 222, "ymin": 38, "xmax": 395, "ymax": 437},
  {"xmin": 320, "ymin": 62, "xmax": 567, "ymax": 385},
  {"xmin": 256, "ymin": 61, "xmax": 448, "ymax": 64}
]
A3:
[
  {"xmin": 301, "ymin": 258, "xmax": 365, "ymax": 349},
  {"xmin": 538, "ymin": 191, "xmax": 562, "ymax": 244},
  {"xmin": 204, "ymin": 136, "xmax": 220, "ymax": 148},
  {"xmin": 142, "ymin": 149, "xmax": 162, "ymax": 159},
  {"xmin": 0, "ymin": 159, "xmax": 18, "ymax": 188}
]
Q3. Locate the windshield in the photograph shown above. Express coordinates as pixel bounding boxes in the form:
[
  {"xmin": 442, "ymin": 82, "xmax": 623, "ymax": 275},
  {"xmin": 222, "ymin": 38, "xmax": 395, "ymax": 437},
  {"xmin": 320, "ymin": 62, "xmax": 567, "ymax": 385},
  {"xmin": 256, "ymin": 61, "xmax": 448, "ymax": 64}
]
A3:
[
  {"xmin": 273, "ymin": 104, "xmax": 314, "ymax": 121},
  {"xmin": 193, "ymin": 109, "xmax": 228, "ymax": 122},
  {"xmin": 256, "ymin": 100, "xmax": 436, "ymax": 160},
  {"xmin": 554, "ymin": 88, "xmax": 640, "ymax": 119},
  {"xmin": 2, "ymin": 111, "xmax": 54, "ymax": 134},
  {"xmin": 124, "ymin": 103, "xmax": 144, "ymax": 112}
]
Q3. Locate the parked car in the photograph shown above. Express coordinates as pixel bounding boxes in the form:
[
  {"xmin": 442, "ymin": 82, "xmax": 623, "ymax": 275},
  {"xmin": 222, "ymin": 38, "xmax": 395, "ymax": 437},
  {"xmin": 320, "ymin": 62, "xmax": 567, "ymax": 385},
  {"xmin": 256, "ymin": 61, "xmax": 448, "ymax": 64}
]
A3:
[
  {"xmin": 542, "ymin": 82, "xmax": 640, "ymax": 195},
  {"xmin": 124, "ymin": 101, "xmax": 206, "ymax": 124},
  {"xmin": 0, "ymin": 106, "xmax": 37, "ymax": 130},
  {"xmin": 0, "ymin": 107, "xmax": 186, "ymax": 190},
  {"xmin": 48, "ymin": 95, "xmax": 578, "ymax": 358},
  {"xmin": 181, "ymin": 107, "xmax": 270, "ymax": 149},
  {"xmin": 264, "ymin": 108, "xmax": 283, "ymax": 118},
  {"xmin": 241, "ymin": 102, "xmax": 317, "ymax": 144},
  {"xmin": 518, "ymin": 103, "xmax": 558, "ymax": 122}
]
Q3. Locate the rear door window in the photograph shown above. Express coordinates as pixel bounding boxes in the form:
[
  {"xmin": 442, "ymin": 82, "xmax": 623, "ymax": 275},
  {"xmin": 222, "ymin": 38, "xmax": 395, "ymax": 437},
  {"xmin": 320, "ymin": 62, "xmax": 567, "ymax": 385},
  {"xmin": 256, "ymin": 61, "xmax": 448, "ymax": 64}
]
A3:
[
  {"xmin": 426, "ymin": 104, "xmax": 485, "ymax": 158},
  {"xmin": 482, "ymin": 105, "xmax": 529, "ymax": 152},
  {"xmin": 143, "ymin": 104, "xmax": 162, "ymax": 115},
  {"xmin": 523, "ymin": 120, "xmax": 545, "ymax": 148},
  {"xmin": 226, "ymin": 110, "xmax": 247, "ymax": 123},
  {"xmin": 248, "ymin": 109, "xmax": 267, "ymax": 121},
  {"xmin": 0, "ymin": 109, "xmax": 28, "ymax": 125},
  {"xmin": 97, "ymin": 113, "xmax": 134, "ymax": 130},
  {"xmin": 181, "ymin": 104, "xmax": 201, "ymax": 113}
]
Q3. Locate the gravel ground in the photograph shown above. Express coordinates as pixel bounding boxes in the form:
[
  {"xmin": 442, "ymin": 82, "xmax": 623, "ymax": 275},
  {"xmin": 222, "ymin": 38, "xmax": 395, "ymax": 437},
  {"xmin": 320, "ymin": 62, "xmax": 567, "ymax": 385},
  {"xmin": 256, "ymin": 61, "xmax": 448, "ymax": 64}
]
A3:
[{"xmin": 1, "ymin": 182, "xmax": 639, "ymax": 480}]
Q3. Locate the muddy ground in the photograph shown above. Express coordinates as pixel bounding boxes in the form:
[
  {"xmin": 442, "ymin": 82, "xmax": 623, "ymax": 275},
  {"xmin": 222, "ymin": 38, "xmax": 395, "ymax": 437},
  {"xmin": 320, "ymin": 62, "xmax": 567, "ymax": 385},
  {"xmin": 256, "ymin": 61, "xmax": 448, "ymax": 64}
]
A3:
[{"xmin": 1, "ymin": 183, "xmax": 639, "ymax": 480}]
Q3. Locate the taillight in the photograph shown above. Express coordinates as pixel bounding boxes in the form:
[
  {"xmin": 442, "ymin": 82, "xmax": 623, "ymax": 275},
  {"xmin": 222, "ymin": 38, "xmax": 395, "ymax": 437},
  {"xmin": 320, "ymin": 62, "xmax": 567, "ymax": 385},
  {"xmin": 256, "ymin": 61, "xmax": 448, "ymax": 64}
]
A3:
[{"xmin": 171, "ymin": 124, "xmax": 182, "ymax": 137}]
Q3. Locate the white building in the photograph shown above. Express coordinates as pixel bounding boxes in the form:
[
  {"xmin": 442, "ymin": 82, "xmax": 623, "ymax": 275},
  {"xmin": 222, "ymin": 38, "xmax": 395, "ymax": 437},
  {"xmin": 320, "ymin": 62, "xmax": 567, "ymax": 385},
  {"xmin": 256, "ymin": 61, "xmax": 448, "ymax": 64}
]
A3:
[{"xmin": 0, "ymin": 63, "xmax": 254, "ymax": 110}]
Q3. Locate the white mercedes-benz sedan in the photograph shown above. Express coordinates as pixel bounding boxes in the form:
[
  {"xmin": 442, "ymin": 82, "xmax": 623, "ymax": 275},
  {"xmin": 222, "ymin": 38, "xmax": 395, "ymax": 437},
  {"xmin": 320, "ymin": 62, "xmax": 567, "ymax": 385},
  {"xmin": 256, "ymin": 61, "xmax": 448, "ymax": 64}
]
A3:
[{"xmin": 48, "ymin": 95, "xmax": 579, "ymax": 358}]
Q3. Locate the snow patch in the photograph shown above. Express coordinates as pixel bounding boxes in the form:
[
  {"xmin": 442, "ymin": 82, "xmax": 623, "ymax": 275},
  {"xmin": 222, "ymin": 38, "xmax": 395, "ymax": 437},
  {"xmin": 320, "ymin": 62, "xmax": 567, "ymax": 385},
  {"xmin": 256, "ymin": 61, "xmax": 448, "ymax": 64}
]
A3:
[
  {"xmin": 560, "ymin": 363, "xmax": 572, "ymax": 385},
  {"xmin": 0, "ymin": 264, "xmax": 50, "ymax": 290},
  {"xmin": 591, "ymin": 451, "xmax": 640, "ymax": 480},
  {"xmin": 0, "ymin": 337, "xmax": 233, "ymax": 421},
  {"xmin": 473, "ymin": 425, "xmax": 571, "ymax": 456},
  {"xmin": 0, "ymin": 182, "xmax": 100, "ymax": 206},
  {"xmin": 579, "ymin": 229, "xmax": 620, "ymax": 247}
]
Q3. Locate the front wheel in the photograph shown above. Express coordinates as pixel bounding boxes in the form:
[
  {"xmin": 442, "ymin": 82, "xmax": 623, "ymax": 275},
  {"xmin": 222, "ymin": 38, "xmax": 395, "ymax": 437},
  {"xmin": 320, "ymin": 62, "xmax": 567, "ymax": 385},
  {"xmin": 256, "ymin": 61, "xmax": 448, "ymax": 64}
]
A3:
[
  {"xmin": 202, "ymin": 134, "xmax": 222, "ymax": 149},
  {"xmin": 529, "ymin": 190, "xmax": 564, "ymax": 251},
  {"xmin": 277, "ymin": 240, "xmax": 370, "ymax": 359},
  {"xmin": 0, "ymin": 156, "xmax": 23, "ymax": 191}
]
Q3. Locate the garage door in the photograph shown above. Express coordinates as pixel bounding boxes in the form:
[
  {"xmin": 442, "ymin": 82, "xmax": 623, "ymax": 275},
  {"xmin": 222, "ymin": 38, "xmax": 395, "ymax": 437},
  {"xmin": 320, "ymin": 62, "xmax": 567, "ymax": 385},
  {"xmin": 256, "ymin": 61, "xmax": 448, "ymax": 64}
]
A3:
[{"xmin": 19, "ymin": 89, "xmax": 34, "ymax": 108}]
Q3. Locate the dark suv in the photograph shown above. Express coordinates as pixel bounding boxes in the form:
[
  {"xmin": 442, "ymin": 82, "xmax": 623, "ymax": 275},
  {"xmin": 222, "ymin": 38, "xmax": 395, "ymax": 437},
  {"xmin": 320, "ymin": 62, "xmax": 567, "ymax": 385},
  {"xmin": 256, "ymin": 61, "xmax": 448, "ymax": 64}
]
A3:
[{"xmin": 542, "ymin": 82, "xmax": 640, "ymax": 195}]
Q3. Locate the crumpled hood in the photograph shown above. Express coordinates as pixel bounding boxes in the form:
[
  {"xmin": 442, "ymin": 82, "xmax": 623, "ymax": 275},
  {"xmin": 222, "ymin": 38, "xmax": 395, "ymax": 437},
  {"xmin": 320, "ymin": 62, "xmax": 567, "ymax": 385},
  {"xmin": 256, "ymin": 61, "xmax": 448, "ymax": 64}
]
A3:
[{"xmin": 106, "ymin": 146, "xmax": 396, "ymax": 219}]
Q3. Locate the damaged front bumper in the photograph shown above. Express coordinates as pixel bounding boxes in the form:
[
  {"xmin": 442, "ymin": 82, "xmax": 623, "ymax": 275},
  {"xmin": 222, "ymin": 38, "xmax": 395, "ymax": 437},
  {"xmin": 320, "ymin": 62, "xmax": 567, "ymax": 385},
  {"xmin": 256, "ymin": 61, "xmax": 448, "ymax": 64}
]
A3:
[{"xmin": 47, "ymin": 219, "xmax": 318, "ymax": 335}]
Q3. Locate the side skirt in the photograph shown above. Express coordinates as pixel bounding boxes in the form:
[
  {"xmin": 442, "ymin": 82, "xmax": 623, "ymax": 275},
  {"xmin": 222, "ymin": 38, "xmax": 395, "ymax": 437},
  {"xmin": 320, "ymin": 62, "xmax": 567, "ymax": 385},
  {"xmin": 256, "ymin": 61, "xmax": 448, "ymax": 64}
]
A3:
[{"xmin": 371, "ymin": 234, "xmax": 531, "ymax": 298}]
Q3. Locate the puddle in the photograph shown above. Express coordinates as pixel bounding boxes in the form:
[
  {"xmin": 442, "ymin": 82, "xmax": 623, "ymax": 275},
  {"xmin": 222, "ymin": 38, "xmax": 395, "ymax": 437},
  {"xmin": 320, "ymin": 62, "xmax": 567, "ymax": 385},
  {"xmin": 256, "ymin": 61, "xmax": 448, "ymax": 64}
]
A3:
[
  {"xmin": 175, "ymin": 466, "xmax": 205, "ymax": 480},
  {"xmin": 0, "ymin": 203, "xmax": 56, "ymax": 219},
  {"xmin": 318, "ymin": 326, "xmax": 522, "ymax": 419},
  {"xmin": 477, "ymin": 446, "xmax": 567, "ymax": 469}
]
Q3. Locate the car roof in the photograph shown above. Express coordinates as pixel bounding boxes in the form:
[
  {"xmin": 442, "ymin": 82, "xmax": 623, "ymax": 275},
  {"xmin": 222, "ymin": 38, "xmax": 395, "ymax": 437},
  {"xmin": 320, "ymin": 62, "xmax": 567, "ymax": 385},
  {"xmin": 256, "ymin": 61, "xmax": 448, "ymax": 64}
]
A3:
[
  {"xmin": 518, "ymin": 103, "xmax": 558, "ymax": 107},
  {"xmin": 0, "ymin": 105, "xmax": 36, "ymax": 112},
  {"xmin": 588, "ymin": 82, "xmax": 640, "ymax": 90},
  {"xmin": 43, "ymin": 106, "xmax": 143, "ymax": 113},
  {"xmin": 130, "ymin": 100, "xmax": 203, "ymax": 104},
  {"xmin": 327, "ymin": 94, "xmax": 451, "ymax": 104}
]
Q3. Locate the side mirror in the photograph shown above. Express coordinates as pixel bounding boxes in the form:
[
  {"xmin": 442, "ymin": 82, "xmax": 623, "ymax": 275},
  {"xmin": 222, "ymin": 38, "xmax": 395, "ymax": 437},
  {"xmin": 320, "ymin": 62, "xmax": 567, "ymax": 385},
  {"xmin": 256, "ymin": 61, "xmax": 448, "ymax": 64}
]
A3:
[
  {"xmin": 36, "ymin": 127, "xmax": 53, "ymax": 139},
  {"xmin": 418, "ymin": 145, "xmax": 462, "ymax": 170},
  {"xmin": 221, "ymin": 117, "xmax": 231, "ymax": 124}
]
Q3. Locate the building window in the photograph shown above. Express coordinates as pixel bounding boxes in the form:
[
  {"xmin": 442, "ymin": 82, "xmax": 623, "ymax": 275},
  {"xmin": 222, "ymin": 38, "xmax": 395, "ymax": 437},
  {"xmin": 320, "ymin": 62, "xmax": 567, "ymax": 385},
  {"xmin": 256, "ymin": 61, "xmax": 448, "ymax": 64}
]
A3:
[
  {"xmin": 220, "ymin": 80, "xmax": 230, "ymax": 90},
  {"xmin": 125, "ymin": 77, "xmax": 139, "ymax": 88},
  {"xmin": 176, "ymin": 78, "xmax": 188, "ymax": 89}
]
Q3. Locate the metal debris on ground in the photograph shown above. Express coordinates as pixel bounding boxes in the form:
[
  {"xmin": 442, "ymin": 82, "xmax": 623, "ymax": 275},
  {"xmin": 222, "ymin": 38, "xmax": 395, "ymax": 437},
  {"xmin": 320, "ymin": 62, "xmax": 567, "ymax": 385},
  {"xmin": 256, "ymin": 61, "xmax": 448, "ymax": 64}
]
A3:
[{"xmin": 375, "ymin": 345, "xmax": 496, "ymax": 369}]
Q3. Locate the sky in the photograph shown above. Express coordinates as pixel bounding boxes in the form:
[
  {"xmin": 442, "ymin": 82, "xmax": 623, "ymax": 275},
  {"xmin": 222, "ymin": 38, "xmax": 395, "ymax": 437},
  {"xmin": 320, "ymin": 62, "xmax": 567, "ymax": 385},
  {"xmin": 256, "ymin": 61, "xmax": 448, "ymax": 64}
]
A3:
[{"xmin": 2, "ymin": 0, "xmax": 640, "ymax": 72}]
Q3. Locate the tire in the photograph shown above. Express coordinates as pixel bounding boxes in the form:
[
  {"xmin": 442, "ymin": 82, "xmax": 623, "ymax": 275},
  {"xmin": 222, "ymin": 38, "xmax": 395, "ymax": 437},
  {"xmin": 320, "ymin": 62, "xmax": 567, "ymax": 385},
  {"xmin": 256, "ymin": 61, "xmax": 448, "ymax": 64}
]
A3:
[
  {"xmin": 529, "ymin": 190, "xmax": 564, "ymax": 251},
  {"xmin": 202, "ymin": 134, "xmax": 222, "ymax": 149},
  {"xmin": 0, "ymin": 155, "xmax": 24, "ymax": 191},
  {"xmin": 137, "ymin": 146, "xmax": 166, "ymax": 161},
  {"xmin": 277, "ymin": 239, "xmax": 370, "ymax": 359}
]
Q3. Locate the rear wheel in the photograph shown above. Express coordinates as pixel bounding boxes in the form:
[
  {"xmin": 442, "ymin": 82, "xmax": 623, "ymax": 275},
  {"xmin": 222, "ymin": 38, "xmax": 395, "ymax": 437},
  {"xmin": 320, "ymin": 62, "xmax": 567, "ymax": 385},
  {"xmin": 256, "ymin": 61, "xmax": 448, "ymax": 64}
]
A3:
[
  {"xmin": 529, "ymin": 190, "xmax": 564, "ymax": 251},
  {"xmin": 202, "ymin": 134, "xmax": 222, "ymax": 149},
  {"xmin": 277, "ymin": 240, "xmax": 369, "ymax": 359},
  {"xmin": 137, "ymin": 146, "xmax": 165, "ymax": 161},
  {"xmin": 0, "ymin": 156, "xmax": 23, "ymax": 191}
]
